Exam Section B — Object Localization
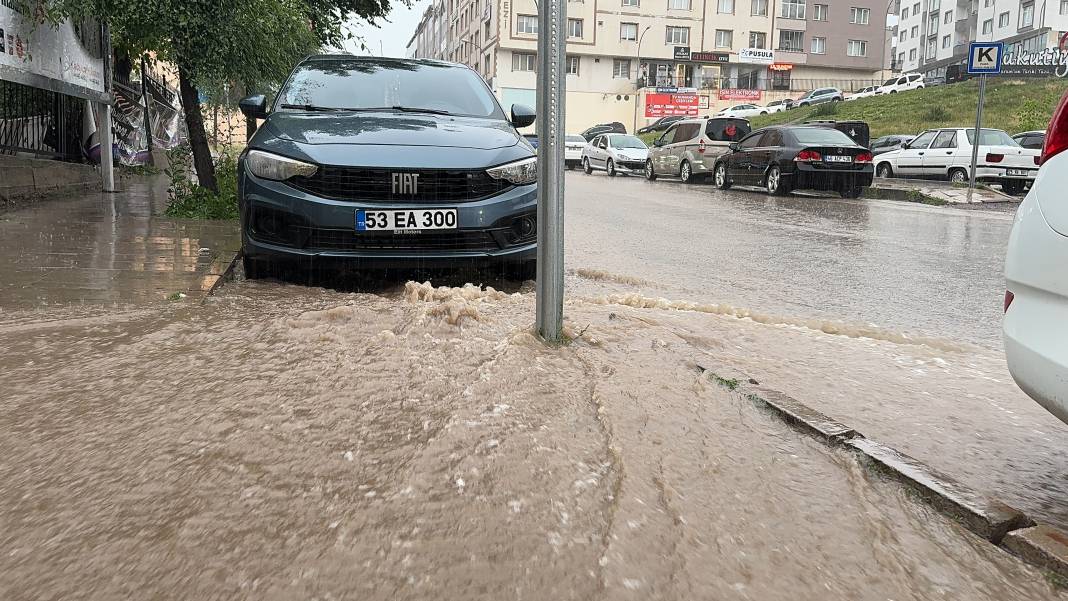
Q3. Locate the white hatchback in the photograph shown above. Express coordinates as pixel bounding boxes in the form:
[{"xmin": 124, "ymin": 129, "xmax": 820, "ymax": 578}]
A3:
[
  {"xmin": 1004, "ymin": 90, "xmax": 1068, "ymax": 425},
  {"xmin": 715, "ymin": 104, "xmax": 767, "ymax": 118},
  {"xmin": 877, "ymin": 73, "xmax": 925, "ymax": 94}
]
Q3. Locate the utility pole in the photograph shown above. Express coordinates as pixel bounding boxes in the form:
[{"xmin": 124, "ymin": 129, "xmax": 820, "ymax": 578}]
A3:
[
  {"xmin": 632, "ymin": 26, "xmax": 652, "ymax": 132},
  {"xmin": 535, "ymin": 0, "xmax": 566, "ymax": 342},
  {"xmin": 100, "ymin": 22, "xmax": 115, "ymax": 193}
]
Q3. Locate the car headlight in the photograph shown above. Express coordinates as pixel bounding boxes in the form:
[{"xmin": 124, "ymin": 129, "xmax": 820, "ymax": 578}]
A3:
[
  {"xmin": 486, "ymin": 157, "xmax": 537, "ymax": 185},
  {"xmin": 245, "ymin": 150, "xmax": 318, "ymax": 181}
]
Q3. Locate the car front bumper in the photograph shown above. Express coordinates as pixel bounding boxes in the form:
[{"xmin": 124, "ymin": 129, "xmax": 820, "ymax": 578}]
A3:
[{"xmin": 239, "ymin": 170, "xmax": 537, "ymax": 269}]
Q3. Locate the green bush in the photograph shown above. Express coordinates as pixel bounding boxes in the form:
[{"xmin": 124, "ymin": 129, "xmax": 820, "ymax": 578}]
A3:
[
  {"xmin": 164, "ymin": 145, "xmax": 239, "ymax": 220},
  {"xmin": 922, "ymin": 105, "xmax": 951, "ymax": 122},
  {"xmin": 812, "ymin": 101, "xmax": 840, "ymax": 117}
]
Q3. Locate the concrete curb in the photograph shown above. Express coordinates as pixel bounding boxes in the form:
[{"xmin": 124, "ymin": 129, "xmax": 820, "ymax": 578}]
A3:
[
  {"xmin": 698, "ymin": 366, "xmax": 1068, "ymax": 583},
  {"xmin": 203, "ymin": 250, "xmax": 240, "ymax": 300}
]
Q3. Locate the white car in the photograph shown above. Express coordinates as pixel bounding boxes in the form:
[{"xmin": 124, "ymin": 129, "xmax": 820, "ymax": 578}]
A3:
[
  {"xmin": 876, "ymin": 73, "xmax": 925, "ymax": 94},
  {"xmin": 1004, "ymin": 92, "xmax": 1068, "ymax": 425},
  {"xmin": 874, "ymin": 128, "xmax": 1039, "ymax": 195},
  {"xmin": 715, "ymin": 104, "xmax": 768, "ymax": 118},
  {"xmin": 763, "ymin": 99, "xmax": 790, "ymax": 113},
  {"xmin": 581, "ymin": 133, "xmax": 650, "ymax": 177},
  {"xmin": 565, "ymin": 134, "xmax": 586, "ymax": 169},
  {"xmin": 846, "ymin": 86, "xmax": 879, "ymax": 101}
]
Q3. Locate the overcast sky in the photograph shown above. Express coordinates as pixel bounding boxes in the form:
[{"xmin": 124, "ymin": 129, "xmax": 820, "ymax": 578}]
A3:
[{"xmin": 339, "ymin": 1, "xmax": 432, "ymax": 58}]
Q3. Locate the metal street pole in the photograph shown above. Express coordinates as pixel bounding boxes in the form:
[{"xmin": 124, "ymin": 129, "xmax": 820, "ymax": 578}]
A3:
[
  {"xmin": 632, "ymin": 26, "xmax": 651, "ymax": 132},
  {"xmin": 535, "ymin": 0, "xmax": 566, "ymax": 342},
  {"xmin": 968, "ymin": 74, "xmax": 987, "ymax": 201},
  {"xmin": 100, "ymin": 22, "xmax": 115, "ymax": 193}
]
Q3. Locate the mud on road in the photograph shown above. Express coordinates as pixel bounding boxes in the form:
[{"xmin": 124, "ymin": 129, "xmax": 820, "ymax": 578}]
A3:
[{"xmin": 1, "ymin": 278, "xmax": 1063, "ymax": 600}]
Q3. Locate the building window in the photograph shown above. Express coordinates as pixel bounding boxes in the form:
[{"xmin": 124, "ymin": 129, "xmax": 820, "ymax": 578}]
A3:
[
  {"xmin": 998, "ymin": 12, "xmax": 1009, "ymax": 27},
  {"xmin": 613, "ymin": 58, "xmax": 632, "ymax": 78},
  {"xmin": 668, "ymin": 0, "xmax": 692, "ymax": 10},
  {"xmin": 512, "ymin": 52, "xmax": 536, "ymax": 71},
  {"xmin": 982, "ymin": 19, "xmax": 993, "ymax": 34},
  {"xmin": 780, "ymin": 0, "xmax": 806, "ymax": 20},
  {"xmin": 902, "ymin": 7, "xmax": 909, "ymax": 19},
  {"xmin": 751, "ymin": 0, "xmax": 768, "ymax": 16},
  {"xmin": 715, "ymin": 29, "xmax": 734, "ymax": 48},
  {"xmin": 620, "ymin": 22, "xmax": 638, "ymax": 41},
  {"xmin": 622, "ymin": 0, "xmax": 639, "ymax": 5},
  {"xmin": 898, "ymin": 52, "xmax": 905, "ymax": 64},
  {"xmin": 926, "ymin": 38, "xmax": 936, "ymax": 58},
  {"xmin": 567, "ymin": 18, "xmax": 583, "ymax": 38},
  {"xmin": 912, "ymin": 2, "xmax": 919, "ymax": 13},
  {"xmin": 899, "ymin": 30, "xmax": 906, "ymax": 41},
  {"xmin": 944, "ymin": 11, "xmax": 952, "ymax": 24},
  {"xmin": 779, "ymin": 29, "xmax": 803, "ymax": 51},
  {"xmin": 719, "ymin": 0, "xmax": 735, "ymax": 13},
  {"xmin": 567, "ymin": 55, "xmax": 580, "ymax": 74},
  {"xmin": 942, "ymin": 34, "xmax": 950, "ymax": 48},
  {"xmin": 911, "ymin": 25, "xmax": 918, "ymax": 38},
  {"xmin": 517, "ymin": 15, "xmax": 538, "ymax": 34},
  {"xmin": 813, "ymin": 4, "xmax": 828, "ymax": 20},
  {"xmin": 850, "ymin": 7, "xmax": 870, "ymax": 24},
  {"xmin": 847, "ymin": 39, "xmax": 867, "ymax": 56},
  {"xmin": 1062, "ymin": 0, "xmax": 1068, "ymax": 15},
  {"xmin": 771, "ymin": 68, "xmax": 791, "ymax": 90},
  {"xmin": 811, "ymin": 36, "xmax": 826, "ymax": 54},
  {"xmin": 909, "ymin": 48, "xmax": 917, "ymax": 61},
  {"xmin": 750, "ymin": 31, "xmax": 766, "ymax": 48},
  {"xmin": 666, "ymin": 25, "xmax": 690, "ymax": 44},
  {"xmin": 1020, "ymin": 2, "xmax": 1034, "ymax": 28}
]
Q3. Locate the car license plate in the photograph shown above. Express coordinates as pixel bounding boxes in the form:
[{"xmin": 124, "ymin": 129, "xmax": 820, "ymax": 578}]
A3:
[
  {"xmin": 356, "ymin": 209, "xmax": 457, "ymax": 232},
  {"xmin": 1007, "ymin": 168, "xmax": 1029, "ymax": 177},
  {"xmin": 825, "ymin": 155, "xmax": 853, "ymax": 163}
]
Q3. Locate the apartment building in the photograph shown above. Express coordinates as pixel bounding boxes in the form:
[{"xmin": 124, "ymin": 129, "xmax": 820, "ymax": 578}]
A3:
[
  {"xmin": 407, "ymin": 0, "xmax": 891, "ymax": 130},
  {"xmin": 895, "ymin": 0, "xmax": 1068, "ymax": 78}
]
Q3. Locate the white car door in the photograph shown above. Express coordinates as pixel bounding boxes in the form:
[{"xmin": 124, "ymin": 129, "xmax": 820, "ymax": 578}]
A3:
[
  {"xmin": 894, "ymin": 130, "xmax": 937, "ymax": 176},
  {"xmin": 921, "ymin": 130, "xmax": 959, "ymax": 177}
]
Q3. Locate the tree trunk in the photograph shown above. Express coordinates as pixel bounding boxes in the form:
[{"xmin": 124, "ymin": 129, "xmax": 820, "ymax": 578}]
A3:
[
  {"xmin": 177, "ymin": 65, "xmax": 217, "ymax": 192},
  {"xmin": 245, "ymin": 84, "xmax": 258, "ymax": 141}
]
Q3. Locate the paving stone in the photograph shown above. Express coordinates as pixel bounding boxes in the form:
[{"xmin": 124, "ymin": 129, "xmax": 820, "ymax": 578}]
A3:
[{"xmin": 1003, "ymin": 525, "xmax": 1068, "ymax": 580}]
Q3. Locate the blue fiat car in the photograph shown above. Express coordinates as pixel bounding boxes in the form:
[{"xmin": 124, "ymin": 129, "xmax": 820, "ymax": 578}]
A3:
[{"xmin": 237, "ymin": 55, "xmax": 538, "ymax": 279}]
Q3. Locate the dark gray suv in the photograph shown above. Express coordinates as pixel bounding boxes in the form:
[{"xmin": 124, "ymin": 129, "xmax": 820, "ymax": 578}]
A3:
[{"xmin": 237, "ymin": 55, "xmax": 538, "ymax": 279}]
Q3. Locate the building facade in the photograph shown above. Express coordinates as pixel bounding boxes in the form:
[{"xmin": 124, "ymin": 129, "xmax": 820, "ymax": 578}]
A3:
[{"xmin": 895, "ymin": 0, "xmax": 1068, "ymax": 78}]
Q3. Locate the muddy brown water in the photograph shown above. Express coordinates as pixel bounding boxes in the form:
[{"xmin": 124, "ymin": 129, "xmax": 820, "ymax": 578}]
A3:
[{"xmin": 1, "ymin": 278, "xmax": 1064, "ymax": 600}]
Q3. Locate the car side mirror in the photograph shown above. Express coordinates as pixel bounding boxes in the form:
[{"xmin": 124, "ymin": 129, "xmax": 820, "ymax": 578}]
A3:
[
  {"xmin": 239, "ymin": 95, "xmax": 268, "ymax": 119},
  {"xmin": 510, "ymin": 103, "xmax": 536, "ymax": 128},
  {"xmin": 653, "ymin": 139, "xmax": 663, "ymax": 147},
  {"xmin": 901, "ymin": 142, "xmax": 911, "ymax": 149},
  {"xmin": 729, "ymin": 142, "xmax": 740, "ymax": 151}
]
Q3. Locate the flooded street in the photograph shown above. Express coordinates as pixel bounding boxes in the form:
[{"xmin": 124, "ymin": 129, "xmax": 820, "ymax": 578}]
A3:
[{"xmin": 2, "ymin": 173, "xmax": 1067, "ymax": 598}]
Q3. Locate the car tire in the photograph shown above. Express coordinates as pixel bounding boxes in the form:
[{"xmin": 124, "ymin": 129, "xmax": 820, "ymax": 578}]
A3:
[
  {"xmin": 889, "ymin": 90, "xmax": 897, "ymax": 94},
  {"xmin": 679, "ymin": 160, "xmax": 695, "ymax": 184},
  {"xmin": 877, "ymin": 163, "xmax": 894, "ymax": 178},
  {"xmin": 607, "ymin": 159, "xmax": 617, "ymax": 177},
  {"xmin": 645, "ymin": 159, "xmax": 657, "ymax": 181},
  {"xmin": 765, "ymin": 165, "xmax": 790, "ymax": 196},
  {"xmin": 949, "ymin": 167, "xmax": 968, "ymax": 185},
  {"xmin": 583, "ymin": 157, "xmax": 593, "ymax": 174},
  {"xmin": 760, "ymin": 111, "xmax": 768, "ymax": 115},
  {"xmin": 800, "ymin": 102, "xmax": 809, "ymax": 108},
  {"xmin": 714, "ymin": 163, "xmax": 732, "ymax": 190},
  {"xmin": 1002, "ymin": 180, "xmax": 1025, "ymax": 195},
  {"xmin": 833, "ymin": 97, "xmax": 842, "ymax": 102}
]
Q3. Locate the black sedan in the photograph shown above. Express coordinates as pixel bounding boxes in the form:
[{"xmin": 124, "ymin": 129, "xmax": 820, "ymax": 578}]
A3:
[
  {"xmin": 636, "ymin": 116, "xmax": 685, "ymax": 135},
  {"xmin": 712, "ymin": 126, "xmax": 874, "ymax": 198}
]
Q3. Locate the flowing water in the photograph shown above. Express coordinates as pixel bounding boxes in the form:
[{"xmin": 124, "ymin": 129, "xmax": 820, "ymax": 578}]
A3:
[{"xmin": 1, "ymin": 276, "xmax": 1064, "ymax": 600}]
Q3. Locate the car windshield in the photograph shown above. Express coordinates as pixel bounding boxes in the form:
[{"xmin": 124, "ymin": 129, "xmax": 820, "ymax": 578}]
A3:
[
  {"xmin": 609, "ymin": 135, "xmax": 647, "ymax": 149},
  {"xmin": 965, "ymin": 129, "xmax": 1019, "ymax": 146},
  {"xmin": 566, "ymin": 135, "xmax": 586, "ymax": 143},
  {"xmin": 790, "ymin": 127, "xmax": 857, "ymax": 146},
  {"xmin": 278, "ymin": 59, "xmax": 503, "ymax": 118},
  {"xmin": 882, "ymin": 78, "xmax": 898, "ymax": 86}
]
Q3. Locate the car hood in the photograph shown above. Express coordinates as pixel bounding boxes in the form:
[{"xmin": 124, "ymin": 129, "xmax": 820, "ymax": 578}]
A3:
[
  {"xmin": 264, "ymin": 112, "xmax": 521, "ymax": 150},
  {"xmin": 612, "ymin": 148, "xmax": 649, "ymax": 159}
]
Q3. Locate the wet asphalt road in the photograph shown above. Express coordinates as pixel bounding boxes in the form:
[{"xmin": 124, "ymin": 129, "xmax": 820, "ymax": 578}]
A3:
[{"xmin": 565, "ymin": 171, "xmax": 1016, "ymax": 348}]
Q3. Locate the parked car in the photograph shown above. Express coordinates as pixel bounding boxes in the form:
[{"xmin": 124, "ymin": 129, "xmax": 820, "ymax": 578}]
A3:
[
  {"xmin": 874, "ymin": 128, "xmax": 1039, "ymax": 194},
  {"xmin": 236, "ymin": 55, "xmax": 538, "ymax": 281},
  {"xmin": 565, "ymin": 134, "xmax": 586, "ymax": 169},
  {"xmin": 581, "ymin": 133, "xmax": 650, "ymax": 176},
  {"xmin": 870, "ymin": 134, "xmax": 915, "ymax": 156},
  {"xmin": 1003, "ymin": 90, "xmax": 1068, "ymax": 426},
  {"xmin": 764, "ymin": 99, "xmax": 792, "ymax": 113},
  {"xmin": 803, "ymin": 120, "xmax": 870, "ymax": 149},
  {"xmin": 712, "ymin": 125, "xmax": 874, "ymax": 198},
  {"xmin": 876, "ymin": 73, "xmax": 925, "ymax": 94},
  {"xmin": 1013, "ymin": 130, "xmax": 1046, "ymax": 150},
  {"xmin": 637, "ymin": 115, "xmax": 685, "ymax": 135},
  {"xmin": 645, "ymin": 117, "xmax": 752, "ymax": 183},
  {"xmin": 716, "ymin": 103, "xmax": 768, "ymax": 118},
  {"xmin": 926, "ymin": 76, "xmax": 947, "ymax": 87},
  {"xmin": 846, "ymin": 86, "xmax": 879, "ymax": 101},
  {"xmin": 581, "ymin": 121, "xmax": 627, "ymax": 141},
  {"xmin": 793, "ymin": 88, "xmax": 844, "ymax": 108}
]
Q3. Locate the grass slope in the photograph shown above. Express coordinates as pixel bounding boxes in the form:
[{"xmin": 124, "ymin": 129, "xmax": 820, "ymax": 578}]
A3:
[{"xmin": 747, "ymin": 78, "xmax": 1068, "ymax": 138}]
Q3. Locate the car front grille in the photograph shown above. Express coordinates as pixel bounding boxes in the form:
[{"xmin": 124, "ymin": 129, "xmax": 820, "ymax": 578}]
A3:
[
  {"xmin": 288, "ymin": 167, "xmax": 514, "ymax": 203},
  {"xmin": 301, "ymin": 228, "xmax": 502, "ymax": 252}
]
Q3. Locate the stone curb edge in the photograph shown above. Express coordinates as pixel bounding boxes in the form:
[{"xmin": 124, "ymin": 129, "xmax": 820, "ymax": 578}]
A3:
[
  {"xmin": 695, "ymin": 362, "xmax": 1068, "ymax": 584},
  {"xmin": 203, "ymin": 249, "xmax": 241, "ymax": 300}
]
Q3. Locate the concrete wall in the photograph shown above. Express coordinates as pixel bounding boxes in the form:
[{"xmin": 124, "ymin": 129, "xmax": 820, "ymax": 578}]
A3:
[{"xmin": 0, "ymin": 156, "xmax": 100, "ymax": 207}]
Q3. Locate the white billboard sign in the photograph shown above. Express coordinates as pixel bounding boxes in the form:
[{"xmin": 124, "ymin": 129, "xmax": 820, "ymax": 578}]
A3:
[
  {"xmin": 739, "ymin": 48, "xmax": 775, "ymax": 65},
  {"xmin": 0, "ymin": 3, "xmax": 106, "ymax": 100}
]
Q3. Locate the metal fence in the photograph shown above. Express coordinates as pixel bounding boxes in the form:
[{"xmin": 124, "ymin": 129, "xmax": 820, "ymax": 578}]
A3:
[
  {"xmin": 638, "ymin": 76, "xmax": 888, "ymax": 94},
  {"xmin": 0, "ymin": 79, "xmax": 86, "ymax": 162}
]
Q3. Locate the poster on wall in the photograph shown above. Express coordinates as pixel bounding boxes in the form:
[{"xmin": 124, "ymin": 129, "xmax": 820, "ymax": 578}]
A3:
[
  {"xmin": 645, "ymin": 93, "xmax": 700, "ymax": 118},
  {"xmin": 0, "ymin": 3, "xmax": 105, "ymax": 100},
  {"xmin": 718, "ymin": 89, "xmax": 763, "ymax": 101}
]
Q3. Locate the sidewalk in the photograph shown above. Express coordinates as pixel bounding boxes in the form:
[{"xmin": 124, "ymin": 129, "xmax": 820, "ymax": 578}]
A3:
[
  {"xmin": 0, "ymin": 177, "xmax": 240, "ymax": 309},
  {"xmin": 870, "ymin": 177, "xmax": 1018, "ymax": 205}
]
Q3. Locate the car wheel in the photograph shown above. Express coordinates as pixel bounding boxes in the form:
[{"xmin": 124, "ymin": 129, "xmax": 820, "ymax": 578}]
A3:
[
  {"xmin": 765, "ymin": 166, "xmax": 790, "ymax": 196},
  {"xmin": 760, "ymin": 111, "xmax": 768, "ymax": 115},
  {"xmin": 679, "ymin": 160, "xmax": 694, "ymax": 184},
  {"xmin": 889, "ymin": 90, "xmax": 897, "ymax": 94},
  {"xmin": 645, "ymin": 159, "xmax": 657, "ymax": 181},
  {"xmin": 1002, "ymin": 180, "xmax": 1025, "ymax": 195},
  {"xmin": 800, "ymin": 102, "xmax": 809, "ymax": 108},
  {"xmin": 714, "ymin": 163, "xmax": 732, "ymax": 190},
  {"xmin": 583, "ymin": 157, "xmax": 593, "ymax": 174},
  {"xmin": 833, "ymin": 97, "xmax": 842, "ymax": 102},
  {"xmin": 607, "ymin": 159, "xmax": 617, "ymax": 177},
  {"xmin": 877, "ymin": 163, "xmax": 893, "ymax": 178},
  {"xmin": 949, "ymin": 168, "xmax": 968, "ymax": 185}
]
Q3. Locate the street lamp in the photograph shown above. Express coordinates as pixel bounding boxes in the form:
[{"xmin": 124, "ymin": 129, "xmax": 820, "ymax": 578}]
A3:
[
  {"xmin": 882, "ymin": 0, "xmax": 897, "ymax": 78},
  {"xmin": 632, "ymin": 25, "xmax": 652, "ymax": 132},
  {"xmin": 636, "ymin": 25, "xmax": 652, "ymax": 87}
]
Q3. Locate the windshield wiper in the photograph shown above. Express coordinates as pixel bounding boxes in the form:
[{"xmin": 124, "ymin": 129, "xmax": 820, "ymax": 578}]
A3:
[
  {"xmin": 355, "ymin": 106, "xmax": 454, "ymax": 116},
  {"xmin": 280, "ymin": 103, "xmax": 346, "ymax": 112}
]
